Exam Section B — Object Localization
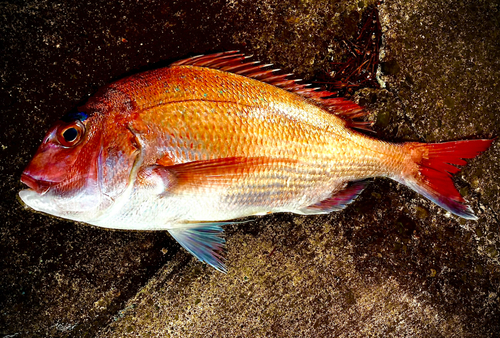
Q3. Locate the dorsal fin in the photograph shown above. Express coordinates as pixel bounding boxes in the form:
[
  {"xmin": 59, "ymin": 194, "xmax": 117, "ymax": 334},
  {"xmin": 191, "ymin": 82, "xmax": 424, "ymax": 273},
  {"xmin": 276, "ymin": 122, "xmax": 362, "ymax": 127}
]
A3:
[{"xmin": 171, "ymin": 51, "xmax": 374, "ymax": 132}]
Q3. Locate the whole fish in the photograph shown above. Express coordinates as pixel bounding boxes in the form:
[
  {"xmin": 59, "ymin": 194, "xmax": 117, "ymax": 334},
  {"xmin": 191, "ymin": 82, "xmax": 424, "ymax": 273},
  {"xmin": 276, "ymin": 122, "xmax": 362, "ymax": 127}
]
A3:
[{"xmin": 19, "ymin": 51, "xmax": 493, "ymax": 272}]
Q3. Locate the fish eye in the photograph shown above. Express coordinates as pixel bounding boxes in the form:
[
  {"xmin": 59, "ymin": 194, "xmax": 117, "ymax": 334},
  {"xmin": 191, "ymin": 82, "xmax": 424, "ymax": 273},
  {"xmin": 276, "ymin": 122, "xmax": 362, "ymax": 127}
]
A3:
[
  {"xmin": 57, "ymin": 121, "xmax": 85, "ymax": 147},
  {"xmin": 63, "ymin": 128, "xmax": 78, "ymax": 142}
]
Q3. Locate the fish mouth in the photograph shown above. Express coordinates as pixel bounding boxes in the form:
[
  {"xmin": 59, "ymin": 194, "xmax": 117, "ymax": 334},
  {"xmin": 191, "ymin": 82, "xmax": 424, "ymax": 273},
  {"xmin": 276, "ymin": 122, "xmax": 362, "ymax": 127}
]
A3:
[{"xmin": 20, "ymin": 173, "xmax": 52, "ymax": 195}]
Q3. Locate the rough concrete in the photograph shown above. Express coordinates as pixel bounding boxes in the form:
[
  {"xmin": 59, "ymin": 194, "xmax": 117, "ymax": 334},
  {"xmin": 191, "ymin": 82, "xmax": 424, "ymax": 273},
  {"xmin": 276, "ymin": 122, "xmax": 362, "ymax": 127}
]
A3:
[{"xmin": 1, "ymin": 0, "xmax": 499, "ymax": 337}]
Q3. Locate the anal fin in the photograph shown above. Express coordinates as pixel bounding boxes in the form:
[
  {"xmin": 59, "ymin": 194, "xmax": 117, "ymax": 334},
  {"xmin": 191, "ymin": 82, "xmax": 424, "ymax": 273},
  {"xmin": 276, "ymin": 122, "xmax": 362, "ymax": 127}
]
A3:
[{"xmin": 299, "ymin": 180, "xmax": 369, "ymax": 214}]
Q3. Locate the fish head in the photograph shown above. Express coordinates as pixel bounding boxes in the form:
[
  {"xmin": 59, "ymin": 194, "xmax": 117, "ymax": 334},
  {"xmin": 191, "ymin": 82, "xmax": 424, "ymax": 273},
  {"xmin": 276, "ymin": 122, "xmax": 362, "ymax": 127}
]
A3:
[{"xmin": 19, "ymin": 108, "xmax": 115, "ymax": 223}]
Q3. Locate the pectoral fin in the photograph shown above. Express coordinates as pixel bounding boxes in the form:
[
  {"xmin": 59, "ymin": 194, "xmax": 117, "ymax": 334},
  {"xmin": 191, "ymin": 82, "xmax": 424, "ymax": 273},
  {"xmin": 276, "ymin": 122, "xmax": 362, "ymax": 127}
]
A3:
[{"xmin": 144, "ymin": 157, "xmax": 298, "ymax": 193}]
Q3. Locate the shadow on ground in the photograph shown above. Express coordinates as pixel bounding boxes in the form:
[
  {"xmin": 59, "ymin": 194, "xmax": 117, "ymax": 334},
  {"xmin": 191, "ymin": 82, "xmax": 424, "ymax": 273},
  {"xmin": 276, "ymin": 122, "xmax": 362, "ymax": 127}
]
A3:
[{"xmin": 1, "ymin": 0, "xmax": 499, "ymax": 337}]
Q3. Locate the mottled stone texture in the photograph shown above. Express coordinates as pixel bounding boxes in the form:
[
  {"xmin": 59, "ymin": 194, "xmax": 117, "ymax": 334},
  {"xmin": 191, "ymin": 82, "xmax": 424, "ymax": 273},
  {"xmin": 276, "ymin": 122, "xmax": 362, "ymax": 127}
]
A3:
[{"xmin": 1, "ymin": 0, "xmax": 498, "ymax": 337}]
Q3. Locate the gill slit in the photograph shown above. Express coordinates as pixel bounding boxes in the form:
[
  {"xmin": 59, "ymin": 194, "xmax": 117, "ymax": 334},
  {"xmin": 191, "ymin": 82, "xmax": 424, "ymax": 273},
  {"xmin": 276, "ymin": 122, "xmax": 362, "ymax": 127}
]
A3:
[{"xmin": 94, "ymin": 125, "xmax": 145, "ymax": 224}]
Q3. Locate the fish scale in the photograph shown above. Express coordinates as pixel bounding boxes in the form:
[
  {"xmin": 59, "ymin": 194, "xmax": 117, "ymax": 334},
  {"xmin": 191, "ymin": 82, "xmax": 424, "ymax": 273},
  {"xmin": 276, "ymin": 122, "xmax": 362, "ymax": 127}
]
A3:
[
  {"xmin": 141, "ymin": 97, "xmax": 385, "ymax": 178},
  {"xmin": 19, "ymin": 51, "xmax": 493, "ymax": 272}
]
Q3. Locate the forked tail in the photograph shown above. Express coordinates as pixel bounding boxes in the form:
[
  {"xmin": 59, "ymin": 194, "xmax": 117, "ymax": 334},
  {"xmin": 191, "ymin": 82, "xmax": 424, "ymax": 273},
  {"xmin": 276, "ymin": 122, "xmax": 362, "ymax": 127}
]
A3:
[{"xmin": 400, "ymin": 139, "xmax": 493, "ymax": 220}]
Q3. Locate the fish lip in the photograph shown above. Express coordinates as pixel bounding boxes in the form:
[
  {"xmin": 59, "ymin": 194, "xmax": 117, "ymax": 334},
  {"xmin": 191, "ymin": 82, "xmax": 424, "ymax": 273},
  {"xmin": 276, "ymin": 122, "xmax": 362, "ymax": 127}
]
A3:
[{"xmin": 20, "ymin": 173, "xmax": 52, "ymax": 195}]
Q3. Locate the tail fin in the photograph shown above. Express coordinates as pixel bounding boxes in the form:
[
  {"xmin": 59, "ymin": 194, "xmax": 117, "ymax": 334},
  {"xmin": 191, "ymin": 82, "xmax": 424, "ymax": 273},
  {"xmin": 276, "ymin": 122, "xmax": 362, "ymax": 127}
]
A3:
[{"xmin": 402, "ymin": 139, "xmax": 493, "ymax": 220}]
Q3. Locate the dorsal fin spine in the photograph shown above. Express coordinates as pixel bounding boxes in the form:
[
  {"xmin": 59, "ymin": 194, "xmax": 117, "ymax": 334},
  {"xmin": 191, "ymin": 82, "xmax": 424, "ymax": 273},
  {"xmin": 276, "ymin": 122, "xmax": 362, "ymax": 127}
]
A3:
[
  {"xmin": 234, "ymin": 63, "xmax": 267, "ymax": 75},
  {"xmin": 209, "ymin": 55, "xmax": 246, "ymax": 68},
  {"xmin": 171, "ymin": 51, "xmax": 374, "ymax": 132},
  {"xmin": 221, "ymin": 61, "xmax": 260, "ymax": 73}
]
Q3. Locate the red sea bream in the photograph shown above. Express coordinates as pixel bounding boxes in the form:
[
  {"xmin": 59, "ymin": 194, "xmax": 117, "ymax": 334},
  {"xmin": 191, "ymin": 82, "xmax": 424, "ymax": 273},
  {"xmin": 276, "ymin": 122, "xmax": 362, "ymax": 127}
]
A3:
[{"xmin": 19, "ymin": 51, "xmax": 493, "ymax": 271}]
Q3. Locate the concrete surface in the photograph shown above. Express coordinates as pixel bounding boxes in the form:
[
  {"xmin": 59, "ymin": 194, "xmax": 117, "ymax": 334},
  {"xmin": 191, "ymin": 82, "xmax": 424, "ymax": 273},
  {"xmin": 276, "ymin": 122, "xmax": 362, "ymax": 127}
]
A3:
[{"xmin": 1, "ymin": 0, "xmax": 499, "ymax": 337}]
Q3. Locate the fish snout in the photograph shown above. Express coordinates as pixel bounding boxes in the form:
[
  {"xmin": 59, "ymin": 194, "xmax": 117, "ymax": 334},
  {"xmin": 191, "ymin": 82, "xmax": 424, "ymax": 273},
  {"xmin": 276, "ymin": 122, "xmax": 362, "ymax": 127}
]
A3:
[{"xmin": 21, "ymin": 172, "xmax": 52, "ymax": 195}]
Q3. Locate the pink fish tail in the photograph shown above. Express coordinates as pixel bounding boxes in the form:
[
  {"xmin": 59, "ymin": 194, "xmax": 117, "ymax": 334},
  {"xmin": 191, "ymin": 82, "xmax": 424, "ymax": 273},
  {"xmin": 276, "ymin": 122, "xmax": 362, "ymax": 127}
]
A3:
[{"xmin": 400, "ymin": 139, "xmax": 493, "ymax": 219}]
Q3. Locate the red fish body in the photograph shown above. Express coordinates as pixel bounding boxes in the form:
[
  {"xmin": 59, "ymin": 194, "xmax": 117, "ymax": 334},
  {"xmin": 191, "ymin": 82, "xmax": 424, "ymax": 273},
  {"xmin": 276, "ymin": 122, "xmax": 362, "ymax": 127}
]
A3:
[{"xmin": 19, "ymin": 52, "xmax": 493, "ymax": 271}]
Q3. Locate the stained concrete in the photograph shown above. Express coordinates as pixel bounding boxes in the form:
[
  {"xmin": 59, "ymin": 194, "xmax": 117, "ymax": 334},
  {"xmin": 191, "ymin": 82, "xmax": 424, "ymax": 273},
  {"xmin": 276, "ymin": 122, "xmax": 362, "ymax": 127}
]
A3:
[{"xmin": 1, "ymin": 0, "xmax": 499, "ymax": 337}]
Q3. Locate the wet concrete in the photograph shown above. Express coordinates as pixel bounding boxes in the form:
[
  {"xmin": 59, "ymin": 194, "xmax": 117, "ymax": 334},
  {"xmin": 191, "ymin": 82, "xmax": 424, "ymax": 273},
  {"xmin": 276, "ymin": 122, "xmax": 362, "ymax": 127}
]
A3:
[{"xmin": 1, "ymin": 0, "xmax": 499, "ymax": 337}]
